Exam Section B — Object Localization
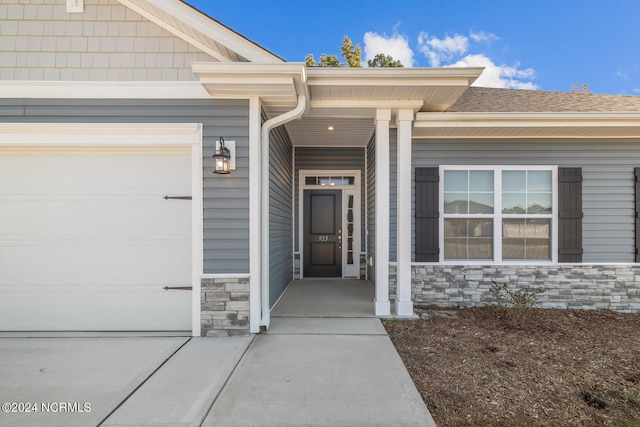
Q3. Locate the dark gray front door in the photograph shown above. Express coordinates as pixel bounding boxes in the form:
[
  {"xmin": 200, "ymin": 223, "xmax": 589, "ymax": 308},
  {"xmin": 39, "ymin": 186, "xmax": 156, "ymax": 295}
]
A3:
[{"xmin": 303, "ymin": 190, "xmax": 342, "ymax": 277}]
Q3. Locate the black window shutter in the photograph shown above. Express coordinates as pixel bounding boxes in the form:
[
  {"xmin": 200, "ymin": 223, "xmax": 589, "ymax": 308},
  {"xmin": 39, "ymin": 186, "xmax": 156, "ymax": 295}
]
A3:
[
  {"xmin": 558, "ymin": 167, "xmax": 583, "ymax": 262},
  {"xmin": 635, "ymin": 168, "xmax": 640, "ymax": 262},
  {"xmin": 415, "ymin": 167, "xmax": 439, "ymax": 262}
]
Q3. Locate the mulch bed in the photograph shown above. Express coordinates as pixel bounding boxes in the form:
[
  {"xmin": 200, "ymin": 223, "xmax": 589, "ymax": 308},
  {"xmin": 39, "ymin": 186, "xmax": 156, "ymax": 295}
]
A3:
[{"xmin": 384, "ymin": 306, "xmax": 640, "ymax": 427}]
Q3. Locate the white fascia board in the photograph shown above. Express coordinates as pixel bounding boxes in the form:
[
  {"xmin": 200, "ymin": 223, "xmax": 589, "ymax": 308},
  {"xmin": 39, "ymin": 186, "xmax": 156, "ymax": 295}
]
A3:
[
  {"xmin": 310, "ymin": 99, "xmax": 424, "ymax": 110},
  {"xmin": 306, "ymin": 68, "xmax": 484, "ymax": 88},
  {"xmin": 193, "ymin": 63, "xmax": 306, "ymax": 86},
  {"xmin": 306, "ymin": 67, "xmax": 484, "ymax": 86},
  {"xmin": 414, "ymin": 112, "xmax": 640, "ymax": 138},
  {"xmin": 193, "ymin": 62, "xmax": 308, "ymax": 103},
  {"xmin": 0, "ymin": 81, "xmax": 212, "ymax": 99},
  {"xmin": 416, "ymin": 112, "xmax": 640, "ymax": 127},
  {"xmin": 117, "ymin": 0, "xmax": 282, "ymax": 63}
]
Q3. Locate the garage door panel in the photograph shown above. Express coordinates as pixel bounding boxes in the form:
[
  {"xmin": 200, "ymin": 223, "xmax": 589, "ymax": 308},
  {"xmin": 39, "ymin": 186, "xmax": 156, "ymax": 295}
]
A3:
[
  {"xmin": 96, "ymin": 155, "xmax": 146, "ymax": 189},
  {"xmin": 0, "ymin": 200, "xmax": 43, "ymax": 234},
  {"xmin": 0, "ymin": 147, "xmax": 193, "ymax": 331},
  {"xmin": 46, "ymin": 155, "xmax": 96, "ymax": 189},
  {"xmin": 1, "ymin": 242, "xmax": 191, "ymax": 286},
  {"xmin": 142, "ymin": 244, "xmax": 192, "ymax": 283},
  {"xmin": 45, "ymin": 200, "xmax": 94, "ymax": 236},
  {"xmin": 0, "ymin": 288, "xmax": 191, "ymax": 331},
  {"xmin": 144, "ymin": 155, "xmax": 192, "ymax": 190},
  {"xmin": 141, "ymin": 202, "xmax": 191, "ymax": 238},
  {"xmin": 0, "ymin": 155, "xmax": 45, "ymax": 189},
  {"xmin": 93, "ymin": 200, "xmax": 148, "ymax": 238}
]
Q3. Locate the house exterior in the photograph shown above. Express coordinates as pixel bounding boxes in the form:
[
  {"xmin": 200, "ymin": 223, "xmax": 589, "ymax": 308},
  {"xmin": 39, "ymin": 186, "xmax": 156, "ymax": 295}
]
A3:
[{"xmin": 1, "ymin": 0, "xmax": 640, "ymax": 336}]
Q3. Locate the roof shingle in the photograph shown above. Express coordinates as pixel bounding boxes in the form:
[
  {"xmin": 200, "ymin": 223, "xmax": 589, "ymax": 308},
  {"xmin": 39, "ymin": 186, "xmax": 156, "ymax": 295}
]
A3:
[{"xmin": 449, "ymin": 87, "xmax": 640, "ymax": 113}]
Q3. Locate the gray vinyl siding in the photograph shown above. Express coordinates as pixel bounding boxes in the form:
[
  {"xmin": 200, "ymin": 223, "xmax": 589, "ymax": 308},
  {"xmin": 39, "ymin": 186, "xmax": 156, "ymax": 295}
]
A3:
[
  {"xmin": 0, "ymin": 98, "xmax": 250, "ymax": 273},
  {"xmin": 410, "ymin": 139, "xmax": 640, "ymax": 263},
  {"xmin": 269, "ymin": 122, "xmax": 293, "ymax": 307},
  {"xmin": 389, "ymin": 129, "xmax": 397, "ymax": 262},
  {"xmin": 294, "ymin": 147, "xmax": 366, "ymax": 253},
  {"xmin": 366, "ymin": 136, "xmax": 376, "ymax": 284}
]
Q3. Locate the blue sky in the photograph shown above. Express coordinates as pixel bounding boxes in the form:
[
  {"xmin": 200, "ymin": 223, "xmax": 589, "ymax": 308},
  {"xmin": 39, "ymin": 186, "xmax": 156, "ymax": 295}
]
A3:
[{"xmin": 186, "ymin": 0, "xmax": 640, "ymax": 95}]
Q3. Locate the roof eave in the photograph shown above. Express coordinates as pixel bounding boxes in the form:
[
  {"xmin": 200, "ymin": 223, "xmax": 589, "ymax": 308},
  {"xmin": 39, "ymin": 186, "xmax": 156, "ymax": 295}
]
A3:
[
  {"xmin": 192, "ymin": 62, "xmax": 308, "ymax": 111},
  {"xmin": 306, "ymin": 66, "xmax": 483, "ymax": 86},
  {"xmin": 117, "ymin": 0, "xmax": 284, "ymax": 63},
  {"xmin": 414, "ymin": 112, "xmax": 640, "ymax": 138}
]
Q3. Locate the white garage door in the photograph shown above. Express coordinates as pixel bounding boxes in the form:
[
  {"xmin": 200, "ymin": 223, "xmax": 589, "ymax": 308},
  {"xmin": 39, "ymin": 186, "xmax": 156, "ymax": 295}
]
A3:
[{"xmin": 0, "ymin": 146, "xmax": 192, "ymax": 331}]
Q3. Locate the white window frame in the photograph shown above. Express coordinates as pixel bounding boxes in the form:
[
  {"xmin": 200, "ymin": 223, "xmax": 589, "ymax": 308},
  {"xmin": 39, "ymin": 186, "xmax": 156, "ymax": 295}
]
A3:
[{"xmin": 439, "ymin": 165, "xmax": 558, "ymax": 264}]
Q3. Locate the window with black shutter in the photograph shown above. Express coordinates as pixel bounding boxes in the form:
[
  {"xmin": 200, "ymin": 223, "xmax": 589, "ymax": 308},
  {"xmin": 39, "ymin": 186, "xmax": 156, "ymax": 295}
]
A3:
[
  {"xmin": 415, "ymin": 167, "xmax": 439, "ymax": 261},
  {"xmin": 415, "ymin": 165, "xmax": 578, "ymax": 263},
  {"xmin": 557, "ymin": 167, "xmax": 583, "ymax": 263},
  {"xmin": 635, "ymin": 168, "xmax": 640, "ymax": 262}
]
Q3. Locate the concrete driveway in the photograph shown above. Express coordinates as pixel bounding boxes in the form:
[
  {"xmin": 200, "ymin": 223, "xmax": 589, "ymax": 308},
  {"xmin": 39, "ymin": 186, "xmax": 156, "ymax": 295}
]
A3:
[
  {"xmin": 0, "ymin": 335, "xmax": 251, "ymax": 427},
  {"xmin": 0, "ymin": 320, "xmax": 434, "ymax": 426}
]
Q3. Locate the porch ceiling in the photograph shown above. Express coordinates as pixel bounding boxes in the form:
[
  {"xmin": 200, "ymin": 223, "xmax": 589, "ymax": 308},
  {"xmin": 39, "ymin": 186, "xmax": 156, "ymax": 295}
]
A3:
[
  {"xmin": 193, "ymin": 63, "xmax": 484, "ymax": 147},
  {"xmin": 283, "ymin": 67, "xmax": 483, "ymax": 147}
]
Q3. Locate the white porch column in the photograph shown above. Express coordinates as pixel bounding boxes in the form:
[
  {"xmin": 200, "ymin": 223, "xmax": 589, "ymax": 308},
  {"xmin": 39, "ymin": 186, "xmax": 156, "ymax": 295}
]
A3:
[
  {"xmin": 396, "ymin": 109, "xmax": 414, "ymax": 316},
  {"xmin": 375, "ymin": 109, "xmax": 391, "ymax": 316},
  {"xmin": 249, "ymin": 97, "xmax": 262, "ymax": 333}
]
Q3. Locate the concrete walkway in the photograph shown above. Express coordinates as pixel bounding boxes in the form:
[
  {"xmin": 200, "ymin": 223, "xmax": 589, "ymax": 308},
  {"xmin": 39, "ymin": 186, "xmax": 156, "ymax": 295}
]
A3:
[{"xmin": 0, "ymin": 280, "xmax": 435, "ymax": 426}]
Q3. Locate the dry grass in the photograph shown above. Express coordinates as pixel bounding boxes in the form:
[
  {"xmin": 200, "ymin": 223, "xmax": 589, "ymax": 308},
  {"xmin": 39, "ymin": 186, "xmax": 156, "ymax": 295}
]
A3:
[{"xmin": 384, "ymin": 306, "xmax": 640, "ymax": 427}]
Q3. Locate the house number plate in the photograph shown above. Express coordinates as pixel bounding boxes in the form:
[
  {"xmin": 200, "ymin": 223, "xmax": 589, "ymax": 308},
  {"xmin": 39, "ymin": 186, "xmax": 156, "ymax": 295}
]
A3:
[{"xmin": 318, "ymin": 236, "xmax": 329, "ymax": 241}]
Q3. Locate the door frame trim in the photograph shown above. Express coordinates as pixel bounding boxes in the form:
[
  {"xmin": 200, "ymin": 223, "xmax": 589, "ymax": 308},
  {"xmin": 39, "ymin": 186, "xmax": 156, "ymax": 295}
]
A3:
[{"xmin": 298, "ymin": 169, "xmax": 361, "ymax": 279}]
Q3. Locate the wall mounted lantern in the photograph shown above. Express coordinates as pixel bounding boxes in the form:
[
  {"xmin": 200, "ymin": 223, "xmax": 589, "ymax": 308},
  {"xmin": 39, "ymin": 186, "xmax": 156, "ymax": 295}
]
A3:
[{"xmin": 213, "ymin": 137, "xmax": 231, "ymax": 174}]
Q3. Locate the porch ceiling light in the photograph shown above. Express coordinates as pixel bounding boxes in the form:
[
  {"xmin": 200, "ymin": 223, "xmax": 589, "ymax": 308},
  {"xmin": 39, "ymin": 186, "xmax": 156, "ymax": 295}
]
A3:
[{"xmin": 213, "ymin": 137, "xmax": 231, "ymax": 174}]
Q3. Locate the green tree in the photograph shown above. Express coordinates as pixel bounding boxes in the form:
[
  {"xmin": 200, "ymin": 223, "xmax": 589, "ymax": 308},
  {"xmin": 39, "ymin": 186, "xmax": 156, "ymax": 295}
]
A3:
[
  {"xmin": 305, "ymin": 35, "xmax": 361, "ymax": 67},
  {"xmin": 367, "ymin": 53, "xmax": 404, "ymax": 68},
  {"xmin": 570, "ymin": 82, "xmax": 592, "ymax": 94},
  {"xmin": 340, "ymin": 35, "xmax": 362, "ymax": 68},
  {"xmin": 305, "ymin": 53, "xmax": 340, "ymax": 67}
]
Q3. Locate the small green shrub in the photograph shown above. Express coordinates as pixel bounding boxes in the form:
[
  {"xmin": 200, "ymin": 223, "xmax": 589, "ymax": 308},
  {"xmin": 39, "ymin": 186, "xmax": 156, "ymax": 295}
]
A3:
[{"xmin": 490, "ymin": 281, "xmax": 544, "ymax": 329}]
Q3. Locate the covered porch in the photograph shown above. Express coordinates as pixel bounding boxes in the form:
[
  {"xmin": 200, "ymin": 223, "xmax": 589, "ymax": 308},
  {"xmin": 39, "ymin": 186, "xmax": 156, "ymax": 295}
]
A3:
[
  {"xmin": 193, "ymin": 63, "xmax": 483, "ymax": 333},
  {"xmin": 271, "ymin": 279, "xmax": 375, "ymax": 318}
]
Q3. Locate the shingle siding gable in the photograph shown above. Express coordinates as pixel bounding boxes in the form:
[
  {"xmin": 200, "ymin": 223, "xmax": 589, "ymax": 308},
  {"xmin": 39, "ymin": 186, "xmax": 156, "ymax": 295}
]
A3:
[{"xmin": 0, "ymin": 0, "xmax": 216, "ymax": 81}]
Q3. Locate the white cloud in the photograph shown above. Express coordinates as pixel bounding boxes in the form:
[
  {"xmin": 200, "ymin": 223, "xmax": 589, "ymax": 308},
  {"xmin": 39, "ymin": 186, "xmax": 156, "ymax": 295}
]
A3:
[
  {"xmin": 617, "ymin": 69, "xmax": 629, "ymax": 80},
  {"xmin": 469, "ymin": 30, "xmax": 499, "ymax": 44},
  {"xmin": 417, "ymin": 32, "xmax": 469, "ymax": 67},
  {"xmin": 449, "ymin": 54, "xmax": 538, "ymax": 89},
  {"xmin": 363, "ymin": 32, "xmax": 414, "ymax": 67},
  {"xmin": 363, "ymin": 26, "xmax": 537, "ymax": 89}
]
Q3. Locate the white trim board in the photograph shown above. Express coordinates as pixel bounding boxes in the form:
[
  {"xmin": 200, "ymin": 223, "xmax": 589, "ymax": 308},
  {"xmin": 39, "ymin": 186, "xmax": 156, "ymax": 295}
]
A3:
[{"xmin": 0, "ymin": 82, "xmax": 212, "ymax": 99}]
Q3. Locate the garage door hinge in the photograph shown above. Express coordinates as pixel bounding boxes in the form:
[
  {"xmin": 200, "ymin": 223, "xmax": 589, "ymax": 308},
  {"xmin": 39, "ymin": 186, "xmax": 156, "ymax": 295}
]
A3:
[
  {"xmin": 163, "ymin": 286, "xmax": 193, "ymax": 291},
  {"xmin": 163, "ymin": 196, "xmax": 192, "ymax": 200}
]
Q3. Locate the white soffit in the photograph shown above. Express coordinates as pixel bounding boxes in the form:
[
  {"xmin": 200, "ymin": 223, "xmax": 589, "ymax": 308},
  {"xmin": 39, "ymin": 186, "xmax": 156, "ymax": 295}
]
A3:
[
  {"xmin": 116, "ymin": 0, "xmax": 282, "ymax": 63},
  {"xmin": 193, "ymin": 64, "xmax": 485, "ymax": 147},
  {"xmin": 306, "ymin": 67, "xmax": 484, "ymax": 112},
  {"xmin": 414, "ymin": 112, "xmax": 640, "ymax": 138}
]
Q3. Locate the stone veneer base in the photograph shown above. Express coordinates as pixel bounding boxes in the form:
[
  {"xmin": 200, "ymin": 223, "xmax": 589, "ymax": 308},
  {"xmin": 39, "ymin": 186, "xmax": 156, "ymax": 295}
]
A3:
[
  {"xmin": 201, "ymin": 277, "xmax": 250, "ymax": 337},
  {"xmin": 402, "ymin": 264, "xmax": 640, "ymax": 313}
]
